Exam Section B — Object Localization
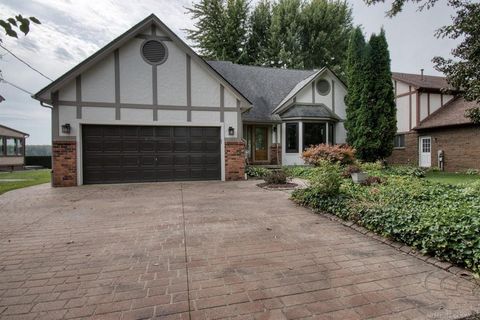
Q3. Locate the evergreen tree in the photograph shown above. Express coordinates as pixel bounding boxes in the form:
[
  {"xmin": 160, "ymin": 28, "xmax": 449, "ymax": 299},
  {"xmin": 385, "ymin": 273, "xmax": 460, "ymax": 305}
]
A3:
[
  {"xmin": 186, "ymin": 0, "xmax": 248, "ymax": 63},
  {"xmin": 301, "ymin": 0, "xmax": 353, "ymax": 74},
  {"xmin": 344, "ymin": 27, "xmax": 366, "ymax": 147},
  {"xmin": 245, "ymin": 0, "xmax": 272, "ymax": 66},
  {"xmin": 356, "ymin": 29, "xmax": 397, "ymax": 161},
  {"xmin": 269, "ymin": 0, "xmax": 303, "ymax": 68}
]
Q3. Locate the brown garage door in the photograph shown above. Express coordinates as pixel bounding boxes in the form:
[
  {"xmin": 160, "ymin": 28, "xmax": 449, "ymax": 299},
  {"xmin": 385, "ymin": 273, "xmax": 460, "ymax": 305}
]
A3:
[{"xmin": 82, "ymin": 125, "xmax": 221, "ymax": 184}]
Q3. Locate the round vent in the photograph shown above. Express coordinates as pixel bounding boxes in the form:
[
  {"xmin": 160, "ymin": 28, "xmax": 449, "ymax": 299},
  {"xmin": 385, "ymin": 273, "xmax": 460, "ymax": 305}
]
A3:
[
  {"xmin": 141, "ymin": 40, "xmax": 168, "ymax": 65},
  {"xmin": 316, "ymin": 79, "xmax": 330, "ymax": 96}
]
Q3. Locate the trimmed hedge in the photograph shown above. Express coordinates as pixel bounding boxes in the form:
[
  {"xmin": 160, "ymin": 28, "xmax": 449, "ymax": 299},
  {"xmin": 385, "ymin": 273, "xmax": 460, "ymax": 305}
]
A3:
[
  {"xmin": 292, "ymin": 171, "xmax": 480, "ymax": 275},
  {"xmin": 25, "ymin": 156, "xmax": 52, "ymax": 169}
]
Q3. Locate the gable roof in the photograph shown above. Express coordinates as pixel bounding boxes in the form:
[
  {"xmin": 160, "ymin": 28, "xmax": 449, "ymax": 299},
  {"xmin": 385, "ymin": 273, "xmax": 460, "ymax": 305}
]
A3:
[
  {"xmin": 279, "ymin": 104, "xmax": 340, "ymax": 120},
  {"xmin": 208, "ymin": 61, "xmax": 315, "ymax": 122},
  {"xmin": 33, "ymin": 14, "xmax": 251, "ymax": 106},
  {"xmin": 0, "ymin": 124, "xmax": 29, "ymax": 137},
  {"xmin": 415, "ymin": 97, "xmax": 477, "ymax": 130},
  {"xmin": 392, "ymin": 72, "xmax": 455, "ymax": 91}
]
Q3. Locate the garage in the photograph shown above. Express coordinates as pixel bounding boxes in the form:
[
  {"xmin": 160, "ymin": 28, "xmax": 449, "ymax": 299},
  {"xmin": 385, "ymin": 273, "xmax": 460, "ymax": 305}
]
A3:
[{"xmin": 82, "ymin": 125, "xmax": 221, "ymax": 184}]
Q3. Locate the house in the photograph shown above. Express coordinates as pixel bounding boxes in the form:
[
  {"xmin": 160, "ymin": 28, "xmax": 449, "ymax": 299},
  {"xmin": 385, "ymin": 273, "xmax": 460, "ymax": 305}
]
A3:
[
  {"xmin": 0, "ymin": 124, "xmax": 29, "ymax": 171},
  {"xmin": 388, "ymin": 72, "xmax": 480, "ymax": 171},
  {"xmin": 33, "ymin": 14, "xmax": 347, "ymax": 186}
]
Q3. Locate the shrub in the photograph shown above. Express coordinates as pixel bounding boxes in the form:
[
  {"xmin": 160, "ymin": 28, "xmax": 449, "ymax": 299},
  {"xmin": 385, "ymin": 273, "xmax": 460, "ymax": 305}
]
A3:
[
  {"xmin": 465, "ymin": 168, "xmax": 479, "ymax": 175},
  {"xmin": 309, "ymin": 160, "xmax": 342, "ymax": 196},
  {"xmin": 361, "ymin": 176, "xmax": 383, "ymax": 186},
  {"xmin": 245, "ymin": 166, "xmax": 270, "ymax": 178},
  {"xmin": 264, "ymin": 170, "xmax": 287, "ymax": 185},
  {"xmin": 284, "ymin": 166, "xmax": 316, "ymax": 179},
  {"xmin": 302, "ymin": 144, "xmax": 356, "ymax": 166},
  {"xmin": 358, "ymin": 161, "xmax": 384, "ymax": 172}
]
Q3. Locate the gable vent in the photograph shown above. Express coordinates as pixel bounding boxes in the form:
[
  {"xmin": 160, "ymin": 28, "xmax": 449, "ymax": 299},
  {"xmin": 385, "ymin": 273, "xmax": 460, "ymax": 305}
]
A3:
[{"xmin": 141, "ymin": 40, "xmax": 168, "ymax": 65}]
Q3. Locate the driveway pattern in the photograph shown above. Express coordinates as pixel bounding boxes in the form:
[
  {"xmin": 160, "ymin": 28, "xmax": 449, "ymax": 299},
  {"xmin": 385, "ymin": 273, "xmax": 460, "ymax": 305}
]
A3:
[{"xmin": 0, "ymin": 181, "xmax": 478, "ymax": 320}]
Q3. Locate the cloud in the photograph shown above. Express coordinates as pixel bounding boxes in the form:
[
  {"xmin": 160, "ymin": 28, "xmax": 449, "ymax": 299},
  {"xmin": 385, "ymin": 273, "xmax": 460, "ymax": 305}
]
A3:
[{"xmin": 54, "ymin": 47, "xmax": 74, "ymax": 61}]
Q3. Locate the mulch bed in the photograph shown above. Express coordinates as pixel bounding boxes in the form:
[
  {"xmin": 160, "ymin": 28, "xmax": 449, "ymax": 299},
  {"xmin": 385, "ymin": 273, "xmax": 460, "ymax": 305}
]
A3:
[{"xmin": 257, "ymin": 182, "xmax": 298, "ymax": 190}]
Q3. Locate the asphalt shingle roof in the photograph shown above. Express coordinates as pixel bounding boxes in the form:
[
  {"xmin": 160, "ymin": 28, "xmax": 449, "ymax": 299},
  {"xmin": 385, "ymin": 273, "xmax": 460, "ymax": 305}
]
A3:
[
  {"xmin": 208, "ymin": 61, "xmax": 315, "ymax": 122},
  {"xmin": 392, "ymin": 72, "xmax": 454, "ymax": 91},
  {"xmin": 280, "ymin": 104, "xmax": 340, "ymax": 120},
  {"xmin": 415, "ymin": 97, "xmax": 477, "ymax": 129}
]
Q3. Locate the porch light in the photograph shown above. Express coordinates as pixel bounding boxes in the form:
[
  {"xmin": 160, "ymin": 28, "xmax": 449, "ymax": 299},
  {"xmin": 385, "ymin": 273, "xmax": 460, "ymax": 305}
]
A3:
[
  {"xmin": 61, "ymin": 123, "xmax": 71, "ymax": 134},
  {"xmin": 228, "ymin": 126, "xmax": 235, "ymax": 136}
]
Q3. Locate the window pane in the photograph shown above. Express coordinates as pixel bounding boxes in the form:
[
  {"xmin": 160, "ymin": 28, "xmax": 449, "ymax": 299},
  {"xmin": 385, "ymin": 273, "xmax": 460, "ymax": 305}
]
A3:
[
  {"xmin": 286, "ymin": 123, "xmax": 298, "ymax": 153},
  {"xmin": 303, "ymin": 123, "xmax": 326, "ymax": 149},
  {"xmin": 16, "ymin": 139, "xmax": 24, "ymax": 156},
  {"xmin": 6, "ymin": 138, "xmax": 16, "ymax": 156},
  {"xmin": 394, "ymin": 134, "xmax": 405, "ymax": 148},
  {"xmin": 0, "ymin": 137, "xmax": 4, "ymax": 156}
]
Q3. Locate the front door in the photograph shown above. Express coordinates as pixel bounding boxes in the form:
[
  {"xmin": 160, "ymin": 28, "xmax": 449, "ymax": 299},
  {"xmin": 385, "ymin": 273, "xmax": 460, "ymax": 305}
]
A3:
[
  {"xmin": 254, "ymin": 126, "xmax": 268, "ymax": 162},
  {"xmin": 419, "ymin": 136, "xmax": 432, "ymax": 167}
]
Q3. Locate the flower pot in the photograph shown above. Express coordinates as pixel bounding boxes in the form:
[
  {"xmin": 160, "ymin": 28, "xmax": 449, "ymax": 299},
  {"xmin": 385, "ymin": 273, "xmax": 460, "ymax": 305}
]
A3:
[{"xmin": 351, "ymin": 172, "xmax": 367, "ymax": 184}]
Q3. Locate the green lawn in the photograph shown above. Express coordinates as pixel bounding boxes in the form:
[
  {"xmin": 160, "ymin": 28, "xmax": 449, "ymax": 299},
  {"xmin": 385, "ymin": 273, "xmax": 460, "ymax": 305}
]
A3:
[
  {"xmin": 0, "ymin": 169, "xmax": 51, "ymax": 195},
  {"xmin": 425, "ymin": 171, "xmax": 480, "ymax": 185}
]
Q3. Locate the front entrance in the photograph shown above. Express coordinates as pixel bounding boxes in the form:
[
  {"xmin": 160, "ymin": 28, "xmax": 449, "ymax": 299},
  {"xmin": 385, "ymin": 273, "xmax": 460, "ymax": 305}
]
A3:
[
  {"xmin": 253, "ymin": 126, "xmax": 269, "ymax": 162},
  {"xmin": 419, "ymin": 136, "xmax": 432, "ymax": 167}
]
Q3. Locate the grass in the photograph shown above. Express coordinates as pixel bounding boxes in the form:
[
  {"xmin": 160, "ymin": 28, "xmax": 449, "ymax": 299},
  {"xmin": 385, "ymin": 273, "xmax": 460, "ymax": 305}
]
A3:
[
  {"xmin": 0, "ymin": 169, "xmax": 51, "ymax": 195},
  {"xmin": 425, "ymin": 171, "xmax": 480, "ymax": 185}
]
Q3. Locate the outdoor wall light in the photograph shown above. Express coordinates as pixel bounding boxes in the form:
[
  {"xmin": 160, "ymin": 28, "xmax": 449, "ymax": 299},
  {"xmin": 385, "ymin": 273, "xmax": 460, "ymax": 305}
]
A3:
[
  {"xmin": 228, "ymin": 126, "xmax": 235, "ymax": 136},
  {"xmin": 61, "ymin": 123, "xmax": 71, "ymax": 134}
]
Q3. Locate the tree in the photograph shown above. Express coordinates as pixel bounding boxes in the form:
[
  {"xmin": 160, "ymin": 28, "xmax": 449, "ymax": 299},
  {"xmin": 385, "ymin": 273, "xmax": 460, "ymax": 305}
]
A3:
[
  {"xmin": 185, "ymin": 0, "xmax": 249, "ymax": 63},
  {"xmin": 0, "ymin": 14, "xmax": 40, "ymax": 39},
  {"xmin": 344, "ymin": 27, "xmax": 366, "ymax": 148},
  {"xmin": 268, "ymin": 0, "xmax": 303, "ymax": 68},
  {"xmin": 365, "ymin": 0, "xmax": 480, "ymax": 104},
  {"xmin": 245, "ymin": 0, "xmax": 272, "ymax": 66},
  {"xmin": 356, "ymin": 30, "xmax": 396, "ymax": 161},
  {"xmin": 300, "ymin": 0, "xmax": 353, "ymax": 74}
]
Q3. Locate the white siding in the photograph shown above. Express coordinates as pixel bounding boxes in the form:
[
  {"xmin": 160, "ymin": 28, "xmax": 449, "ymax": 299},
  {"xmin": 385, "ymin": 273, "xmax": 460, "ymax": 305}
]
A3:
[
  {"xmin": 59, "ymin": 81, "xmax": 76, "ymax": 101},
  {"xmin": 396, "ymin": 96, "xmax": 410, "ymax": 132},
  {"xmin": 83, "ymin": 107, "xmax": 116, "ymax": 122},
  {"xmin": 119, "ymin": 38, "xmax": 152, "ymax": 104},
  {"xmin": 157, "ymin": 110, "xmax": 187, "ymax": 122},
  {"xmin": 82, "ymin": 54, "xmax": 115, "ymax": 103},
  {"xmin": 121, "ymin": 108, "xmax": 153, "ymax": 122},
  {"xmin": 192, "ymin": 111, "xmax": 220, "ymax": 122},
  {"xmin": 420, "ymin": 92, "xmax": 429, "ymax": 121},
  {"xmin": 223, "ymin": 112, "xmax": 238, "ymax": 138},
  {"xmin": 190, "ymin": 62, "xmax": 220, "ymax": 107},
  {"xmin": 430, "ymin": 94, "xmax": 442, "ymax": 114},
  {"xmin": 156, "ymin": 41, "xmax": 187, "ymax": 106}
]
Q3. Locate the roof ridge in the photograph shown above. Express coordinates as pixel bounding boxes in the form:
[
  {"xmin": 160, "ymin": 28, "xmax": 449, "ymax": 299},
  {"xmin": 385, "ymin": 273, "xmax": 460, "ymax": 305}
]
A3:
[
  {"xmin": 208, "ymin": 60, "xmax": 316, "ymax": 73},
  {"xmin": 392, "ymin": 71, "xmax": 446, "ymax": 79}
]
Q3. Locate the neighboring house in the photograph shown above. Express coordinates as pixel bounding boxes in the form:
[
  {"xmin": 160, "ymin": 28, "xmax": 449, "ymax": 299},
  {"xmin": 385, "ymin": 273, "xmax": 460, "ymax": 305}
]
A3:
[
  {"xmin": 33, "ymin": 14, "xmax": 347, "ymax": 186},
  {"xmin": 0, "ymin": 124, "xmax": 29, "ymax": 171},
  {"xmin": 388, "ymin": 72, "xmax": 479, "ymax": 171}
]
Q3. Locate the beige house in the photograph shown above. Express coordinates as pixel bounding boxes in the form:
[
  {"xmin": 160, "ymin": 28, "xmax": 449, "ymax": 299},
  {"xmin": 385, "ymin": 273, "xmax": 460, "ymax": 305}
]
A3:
[{"xmin": 0, "ymin": 124, "xmax": 29, "ymax": 171}]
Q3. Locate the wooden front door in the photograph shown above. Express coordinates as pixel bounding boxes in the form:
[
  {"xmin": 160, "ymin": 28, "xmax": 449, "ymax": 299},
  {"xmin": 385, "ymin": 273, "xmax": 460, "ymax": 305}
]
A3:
[{"xmin": 254, "ymin": 126, "xmax": 268, "ymax": 162}]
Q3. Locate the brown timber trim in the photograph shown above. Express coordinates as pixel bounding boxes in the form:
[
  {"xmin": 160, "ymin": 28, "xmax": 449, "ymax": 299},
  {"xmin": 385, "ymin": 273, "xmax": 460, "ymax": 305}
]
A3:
[
  {"xmin": 440, "ymin": 93, "xmax": 444, "ymax": 107},
  {"xmin": 220, "ymin": 84, "xmax": 225, "ymax": 122},
  {"xmin": 311, "ymin": 82, "xmax": 315, "ymax": 103},
  {"xmin": 114, "ymin": 49, "xmax": 120, "ymax": 120},
  {"xmin": 416, "ymin": 91, "xmax": 421, "ymax": 126},
  {"xmin": 186, "ymin": 54, "xmax": 192, "ymax": 122},
  {"xmin": 427, "ymin": 92, "xmax": 431, "ymax": 116},
  {"xmin": 75, "ymin": 75, "xmax": 82, "ymax": 119},
  {"xmin": 396, "ymin": 90, "xmax": 417, "ymax": 98},
  {"xmin": 408, "ymin": 86, "xmax": 412, "ymax": 130}
]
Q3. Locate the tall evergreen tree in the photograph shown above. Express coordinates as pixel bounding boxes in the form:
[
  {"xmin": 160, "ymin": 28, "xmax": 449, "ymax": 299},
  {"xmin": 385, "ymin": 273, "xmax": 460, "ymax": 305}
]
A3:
[
  {"xmin": 356, "ymin": 29, "xmax": 397, "ymax": 161},
  {"xmin": 245, "ymin": 0, "xmax": 272, "ymax": 66},
  {"xmin": 301, "ymin": 0, "xmax": 353, "ymax": 74},
  {"xmin": 269, "ymin": 0, "xmax": 303, "ymax": 68},
  {"xmin": 344, "ymin": 27, "xmax": 366, "ymax": 147},
  {"xmin": 186, "ymin": 0, "xmax": 248, "ymax": 63}
]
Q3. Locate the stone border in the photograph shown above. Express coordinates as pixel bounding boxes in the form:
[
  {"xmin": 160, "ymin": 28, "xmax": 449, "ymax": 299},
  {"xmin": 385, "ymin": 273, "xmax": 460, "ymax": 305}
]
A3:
[
  {"xmin": 306, "ymin": 207, "xmax": 479, "ymax": 285},
  {"xmin": 257, "ymin": 182, "xmax": 298, "ymax": 191}
]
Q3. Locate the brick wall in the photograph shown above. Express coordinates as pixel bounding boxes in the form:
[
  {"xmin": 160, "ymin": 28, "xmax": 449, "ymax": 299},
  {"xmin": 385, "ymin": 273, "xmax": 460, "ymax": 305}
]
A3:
[
  {"xmin": 52, "ymin": 141, "xmax": 77, "ymax": 187},
  {"xmin": 387, "ymin": 132, "xmax": 418, "ymax": 166},
  {"xmin": 269, "ymin": 143, "xmax": 282, "ymax": 165},
  {"xmin": 225, "ymin": 140, "xmax": 246, "ymax": 181},
  {"xmin": 427, "ymin": 125, "xmax": 480, "ymax": 172}
]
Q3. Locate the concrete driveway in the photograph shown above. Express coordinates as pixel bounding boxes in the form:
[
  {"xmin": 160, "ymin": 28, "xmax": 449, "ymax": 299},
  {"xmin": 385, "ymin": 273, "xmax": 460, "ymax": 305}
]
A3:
[{"xmin": 0, "ymin": 181, "xmax": 478, "ymax": 320}]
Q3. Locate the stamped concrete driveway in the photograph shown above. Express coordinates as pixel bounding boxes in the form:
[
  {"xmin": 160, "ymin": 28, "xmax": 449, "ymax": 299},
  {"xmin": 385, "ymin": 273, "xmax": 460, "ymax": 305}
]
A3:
[{"xmin": 0, "ymin": 181, "xmax": 479, "ymax": 320}]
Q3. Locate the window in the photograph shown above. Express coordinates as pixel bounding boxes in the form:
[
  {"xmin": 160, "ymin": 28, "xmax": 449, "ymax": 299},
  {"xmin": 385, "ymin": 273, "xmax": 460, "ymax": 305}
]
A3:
[
  {"xmin": 394, "ymin": 134, "xmax": 405, "ymax": 148},
  {"xmin": 303, "ymin": 123, "xmax": 326, "ymax": 149},
  {"xmin": 0, "ymin": 137, "xmax": 4, "ymax": 156},
  {"xmin": 16, "ymin": 138, "xmax": 24, "ymax": 156},
  {"xmin": 6, "ymin": 138, "xmax": 16, "ymax": 156},
  {"xmin": 285, "ymin": 123, "xmax": 298, "ymax": 153},
  {"xmin": 422, "ymin": 138, "xmax": 431, "ymax": 153},
  {"xmin": 316, "ymin": 79, "xmax": 330, "ymax": 96}
]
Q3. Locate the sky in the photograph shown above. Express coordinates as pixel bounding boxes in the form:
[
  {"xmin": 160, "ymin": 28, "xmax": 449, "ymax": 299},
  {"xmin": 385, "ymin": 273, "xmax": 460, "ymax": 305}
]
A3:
[{"xmin": 0, "ymin": 0, "xmax": 459, "ymax": 145}]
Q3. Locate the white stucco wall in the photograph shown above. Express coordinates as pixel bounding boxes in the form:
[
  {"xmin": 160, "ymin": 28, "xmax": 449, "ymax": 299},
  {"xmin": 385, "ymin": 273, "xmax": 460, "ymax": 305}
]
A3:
[
  {"xmin": 59, "ymin": 81, "xmax": 76, "ymax": 101},
  {"xmin": 119, "ymin": 38, "xmax": 153, "ymax": 105},
  {"xmin": 190, "ymin": 62, "xmax": 220, "ymax": 107},
  {"xmin": 192, "ymin": 110, "xmax": 220, "ymax": 123},
  {"xmin": 396, "ymin": 81, "xmax": 411, "ymax": 95},
  {"xmin": 430, "ymin": 94, "xmax": 442, "ymax": 114},
  {"xmin": 121, "ymin": 108, "xmax": 153, "ymax": 122},
  {"xmin": 396, "ymin": 95, "xmax": 410, "ymax": 132},
  {"xmin": 296, "ymin": 85, "xmax": 313, "ymax": 103},
  {"xmin": 420, "ymin": 93, "xmax": 429, "ymax": 121},
  {"xmin": 82, "ymin": 107, "xmax": 116, "ymax": 122},
  {"xmin": 223, "ymin": 111, "xmax": 238, "ymax": 138},
  {"xmin": 157, "ymin": 110, "xmax": 187, "ymax": 122},
  {"xmin": 156, "ymin": 41, "xmax": 187, "ymax": 106},
  {"xmin": 82, "ymin": 54, "xmax": 115, "ymax": 103}
]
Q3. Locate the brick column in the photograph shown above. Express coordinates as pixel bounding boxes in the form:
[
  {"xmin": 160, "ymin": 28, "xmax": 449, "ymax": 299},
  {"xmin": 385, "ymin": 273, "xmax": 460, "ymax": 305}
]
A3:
[
  {"xmin": 52, "ymin": 141, "xmax": 77, "ymax": 187},
  {"xmin": 270, "ymin": 143, "xmax": 282, "ymax": 165},
  {"xmin": 225, "ymin": 140, "xmax": 246, "ymax": 181}
]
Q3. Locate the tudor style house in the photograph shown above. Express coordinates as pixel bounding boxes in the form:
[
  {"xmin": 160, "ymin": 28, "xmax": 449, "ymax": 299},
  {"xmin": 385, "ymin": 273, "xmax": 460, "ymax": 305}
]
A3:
[
  {"xmin": 33, "ymin": 14, "xmax": 347, "ymax": 187},
  {"xmin": 388, "ymin": 72, "xmax": 480, "ymax": 172}
]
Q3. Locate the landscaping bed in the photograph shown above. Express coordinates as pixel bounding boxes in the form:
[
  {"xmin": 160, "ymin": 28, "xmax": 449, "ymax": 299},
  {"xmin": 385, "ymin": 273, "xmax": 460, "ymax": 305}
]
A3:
[{"xmin": 289, "ymin": 163, "xmax": 480, "ymax": 276}]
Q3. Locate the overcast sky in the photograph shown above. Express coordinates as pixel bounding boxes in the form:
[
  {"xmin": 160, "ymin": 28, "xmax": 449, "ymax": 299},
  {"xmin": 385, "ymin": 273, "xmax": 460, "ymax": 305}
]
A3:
[{"xmin": 0, "ymin": 0, "xmax": 458, "ymax": 145}]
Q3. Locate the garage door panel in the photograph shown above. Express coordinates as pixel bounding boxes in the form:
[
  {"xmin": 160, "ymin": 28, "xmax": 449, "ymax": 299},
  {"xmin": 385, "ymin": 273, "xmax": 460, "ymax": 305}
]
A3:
[{"xmin": 82, "ymin": 125, "xmax": 221, "ymax": 184}]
